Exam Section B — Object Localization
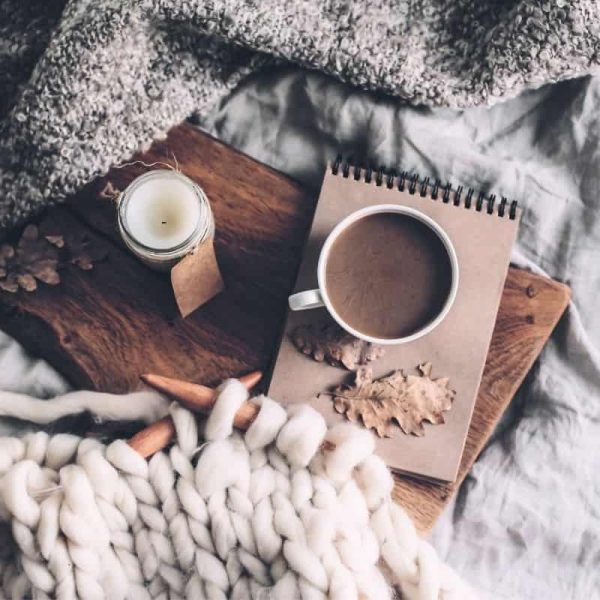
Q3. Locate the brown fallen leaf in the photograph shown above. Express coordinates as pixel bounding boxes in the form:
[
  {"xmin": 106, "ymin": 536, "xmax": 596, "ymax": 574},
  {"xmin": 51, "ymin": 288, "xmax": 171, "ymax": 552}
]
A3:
[
  {"xmin": 290, "ymin": 321, "xmax": 385, "ymax": 370},
  {"xmin": 329, "ymin": 363, "xmax": 455, "ymax": 437},
  {"xmin": 40, "ymin": 221, "xmax": 108, "ymax": 272},
  {"xmin": 45, "ymin": 235, "xmax": 65, "ymax": 248},
  {"xmin": 63, "ymin": 231, "xmax": 108, "ymax": 271},
  {"xmin": 99, "ymin": 181, "xmax": 121, "ymax": 201},
  {"xmin": 0, "ymin": 225, "xmax": 60, "ymax": 293}
]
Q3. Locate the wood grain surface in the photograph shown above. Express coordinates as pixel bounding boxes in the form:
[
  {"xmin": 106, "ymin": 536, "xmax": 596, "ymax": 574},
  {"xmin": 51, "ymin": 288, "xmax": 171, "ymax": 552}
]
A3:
[{"xmin": 0, "ymin": 123, "xmax": 570, "ymax": 532}]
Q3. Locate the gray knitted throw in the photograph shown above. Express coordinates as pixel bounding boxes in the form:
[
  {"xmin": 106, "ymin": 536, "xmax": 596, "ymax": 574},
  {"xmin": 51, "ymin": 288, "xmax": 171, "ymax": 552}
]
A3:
[{"xmin": 0, "ymin": 0, "xmax": 598, "ymax": 230}]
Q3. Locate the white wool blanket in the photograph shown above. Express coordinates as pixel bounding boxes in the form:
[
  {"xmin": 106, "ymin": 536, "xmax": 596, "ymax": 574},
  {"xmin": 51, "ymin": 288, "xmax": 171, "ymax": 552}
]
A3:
[{"xmin": 0, "ymin": 380, "xmax": 475, "ymax": 600}]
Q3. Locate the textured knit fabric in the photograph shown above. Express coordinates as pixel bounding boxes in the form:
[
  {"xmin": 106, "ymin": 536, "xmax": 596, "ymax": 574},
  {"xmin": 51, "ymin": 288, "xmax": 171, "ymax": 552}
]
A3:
[
  {"xmin": 0, "ymin": 380, "xmax": 475, "ymax": 599},
  {"xmin": 1, "ymin": 0, "xmax": 599, "ymax": 230}
]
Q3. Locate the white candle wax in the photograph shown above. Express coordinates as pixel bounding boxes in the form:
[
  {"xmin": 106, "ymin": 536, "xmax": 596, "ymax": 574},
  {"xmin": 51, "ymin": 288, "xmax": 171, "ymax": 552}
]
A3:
[
  {"xmin": 118, "ymin": 170, "xmax": 214, "ymax": 270},
  {"xmin": 124, "ymin": 176, "xmax": 201, "ymax": 250}
]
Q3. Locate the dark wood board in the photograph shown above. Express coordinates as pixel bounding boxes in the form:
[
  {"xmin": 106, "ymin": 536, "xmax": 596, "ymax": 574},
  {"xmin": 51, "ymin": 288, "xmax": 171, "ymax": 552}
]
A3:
[{"xmin": 0, "ymin": 123, "xmax": 570, "ymax": 532}]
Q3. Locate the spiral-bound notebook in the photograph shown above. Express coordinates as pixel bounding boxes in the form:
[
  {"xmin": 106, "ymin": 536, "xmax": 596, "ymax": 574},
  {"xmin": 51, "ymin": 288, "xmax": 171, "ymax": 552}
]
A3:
[{"xmin": 268, "ymin": 160, "xmax": 521, "ymax": 482}]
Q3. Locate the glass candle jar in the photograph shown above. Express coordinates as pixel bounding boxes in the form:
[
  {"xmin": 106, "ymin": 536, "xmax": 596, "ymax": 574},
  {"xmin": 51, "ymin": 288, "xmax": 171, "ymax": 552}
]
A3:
[{"xmin": 117, "ymin": 170, "xmax": 214, "ymax": 271}]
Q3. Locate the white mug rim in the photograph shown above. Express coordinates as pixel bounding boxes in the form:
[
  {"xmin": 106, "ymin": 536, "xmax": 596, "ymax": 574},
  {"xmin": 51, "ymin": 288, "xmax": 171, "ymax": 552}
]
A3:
[{"xmin": 316, "ymin": 204, "xmax": 459, "ymax": 345}]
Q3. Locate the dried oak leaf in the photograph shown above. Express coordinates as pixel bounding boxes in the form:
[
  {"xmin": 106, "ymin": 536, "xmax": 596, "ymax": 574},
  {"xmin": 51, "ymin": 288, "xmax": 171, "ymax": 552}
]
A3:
[
  {"xmin": 0, "ymin": 225, "xmax": 60, "ymax": 293},
  {"xmin": 45, "ymin": 235, "xmax": 64, "ymax": 248},
  {"xmin": 99, "ymin": 181, "xmax": 120, "ymax": 201},
  {"xmin": 330, "ymin": 363, "xmax": 455, "ymax": 437},
  {"xmin": 63, "ymin": 231, "xmax": 108, "ymax": 271},
  {"xmin": 290, "ymin": 321, "xmax": 385, "ymax": 370}
]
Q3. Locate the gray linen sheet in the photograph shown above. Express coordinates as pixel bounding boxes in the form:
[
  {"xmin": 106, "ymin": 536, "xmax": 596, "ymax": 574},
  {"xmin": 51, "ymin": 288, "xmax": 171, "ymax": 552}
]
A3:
[
  {"xmin": 1, "ymin": 67, "xmax": 599, "ymax": 598},
  {"xmin": 202, "ymin": 68, "xmax": 600, "ymax": 600}
]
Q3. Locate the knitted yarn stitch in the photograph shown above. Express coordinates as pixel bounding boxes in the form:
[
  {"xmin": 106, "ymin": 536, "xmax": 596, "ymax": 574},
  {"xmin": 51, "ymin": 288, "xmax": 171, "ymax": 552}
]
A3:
[{"xmin": 0, "ymin": 380, "xmax": 474, "ymax": 599}]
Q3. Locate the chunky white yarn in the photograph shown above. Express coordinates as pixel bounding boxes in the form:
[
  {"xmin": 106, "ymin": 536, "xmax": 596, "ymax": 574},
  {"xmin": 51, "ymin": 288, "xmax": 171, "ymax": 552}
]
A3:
[{"xmin": 0, "ymin": 381, "xmax": 475, "ymax": 599}]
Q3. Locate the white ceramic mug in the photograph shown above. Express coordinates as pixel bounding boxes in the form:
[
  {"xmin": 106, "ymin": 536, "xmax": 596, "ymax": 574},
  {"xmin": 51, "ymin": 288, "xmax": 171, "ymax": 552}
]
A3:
[{"xmin": 288, "ymin": 204, "xmax": 459, "ymax": 345}]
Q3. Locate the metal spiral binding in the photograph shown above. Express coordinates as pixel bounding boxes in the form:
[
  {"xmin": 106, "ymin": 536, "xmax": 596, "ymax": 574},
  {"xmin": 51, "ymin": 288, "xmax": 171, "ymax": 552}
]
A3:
[{"xmin": 330, "ymin": 156, "xmax": 518, "ymax": 220}]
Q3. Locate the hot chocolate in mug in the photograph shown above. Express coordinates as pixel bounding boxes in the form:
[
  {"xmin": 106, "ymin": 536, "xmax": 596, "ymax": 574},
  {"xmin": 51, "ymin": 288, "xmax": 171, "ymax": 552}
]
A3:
[{"xmin": 288, "ymin": 204, "xmax": 459, "ymax": 345}]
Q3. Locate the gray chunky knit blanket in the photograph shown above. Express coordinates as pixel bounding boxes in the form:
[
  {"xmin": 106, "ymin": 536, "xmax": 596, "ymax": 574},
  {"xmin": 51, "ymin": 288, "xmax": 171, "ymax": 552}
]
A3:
[{"xmin": 0, "ymin": 0, "xmax": 599, "ymax": 230}]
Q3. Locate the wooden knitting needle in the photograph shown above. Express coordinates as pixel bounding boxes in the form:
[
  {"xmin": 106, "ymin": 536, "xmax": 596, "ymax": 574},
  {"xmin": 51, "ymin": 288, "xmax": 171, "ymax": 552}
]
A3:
[{"xmin": 128, "ymin": 371, "xmax": 262, "ymax": 458}]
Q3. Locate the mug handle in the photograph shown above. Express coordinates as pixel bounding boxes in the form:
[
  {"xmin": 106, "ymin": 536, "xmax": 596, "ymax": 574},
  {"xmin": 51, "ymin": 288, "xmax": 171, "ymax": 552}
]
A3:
[{"xmin": 288, "ymin": 289, "xmax": 325, "ymax": 311}]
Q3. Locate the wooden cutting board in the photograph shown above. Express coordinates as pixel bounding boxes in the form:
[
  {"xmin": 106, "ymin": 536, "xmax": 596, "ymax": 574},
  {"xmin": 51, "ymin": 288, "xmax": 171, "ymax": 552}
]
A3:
[{"xmin": 0, "ymin": 123, "xmax": 570, "ymax": 532}]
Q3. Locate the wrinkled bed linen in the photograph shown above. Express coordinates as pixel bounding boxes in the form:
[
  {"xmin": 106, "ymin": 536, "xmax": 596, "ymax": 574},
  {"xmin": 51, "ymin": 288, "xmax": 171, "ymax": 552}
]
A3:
[
  {"xmin": 198, "ymin": 68, "xmax": 600, "ymax": 600},
  {"xmin": 1, "ymin": 66, "xmax": 599, "ymax": 600}
]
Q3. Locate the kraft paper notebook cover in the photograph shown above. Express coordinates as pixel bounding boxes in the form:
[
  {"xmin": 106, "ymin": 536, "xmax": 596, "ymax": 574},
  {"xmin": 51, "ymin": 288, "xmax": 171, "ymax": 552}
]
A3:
[{"xmin": 268, "ymin": 160, "xmax": 521, "ymax": 482}]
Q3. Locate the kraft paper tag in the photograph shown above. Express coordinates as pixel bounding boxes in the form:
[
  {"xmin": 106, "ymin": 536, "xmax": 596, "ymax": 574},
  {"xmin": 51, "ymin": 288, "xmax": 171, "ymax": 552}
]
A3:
[{"xmin": 170, "ymin": 237, "xmax": 224, "ymax": 318}]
